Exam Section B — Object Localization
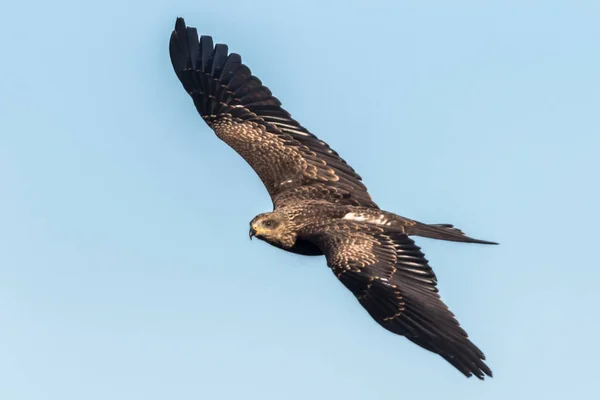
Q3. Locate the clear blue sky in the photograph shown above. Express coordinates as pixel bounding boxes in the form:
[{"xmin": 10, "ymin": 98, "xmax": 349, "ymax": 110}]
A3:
[{"xmin": 1, "ymin": 1, "xmax": 599, "ymax": 399}]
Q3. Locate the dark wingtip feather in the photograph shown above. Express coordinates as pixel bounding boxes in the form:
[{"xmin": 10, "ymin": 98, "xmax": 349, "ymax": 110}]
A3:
[
  {"xmin": 199, "ymin": 35, "xmax": 214, "ymax": 72},
  {"xmin": 170, "ymin": 17, "xmax": 190, "ymax": 74},
  {"xmin": 221, "ymin": 53, "xmax": 242, "ymax": 85},
  {"xmin": 175, "ymin": 17, "xmax": 186, "ymax": 32},
  {"xmin": 441, "ymin": 350, "xmax": 492, "ymax": 380},
  {"xmin": 212, "ymin": 44, "xmax": 230, "ymax": 77},
  {"xmin": 185, "ymin": 27, "xmax": 200, "ymax": 70}
]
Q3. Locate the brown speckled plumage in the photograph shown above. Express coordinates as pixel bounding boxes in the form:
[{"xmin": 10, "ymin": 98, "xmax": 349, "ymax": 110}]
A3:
[{"xmin": 169, "ymin": 18, "xmax": 497, "ymax": 380}]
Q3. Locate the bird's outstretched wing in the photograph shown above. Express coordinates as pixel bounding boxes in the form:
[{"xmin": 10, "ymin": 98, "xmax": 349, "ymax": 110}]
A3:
[
  {"xmin": 169, "ymin": 18, "xmax": 377, "ymax": 209},
  {"xmin": 314, "ymin": 224, "xmax": 492, "ymax": 379}
]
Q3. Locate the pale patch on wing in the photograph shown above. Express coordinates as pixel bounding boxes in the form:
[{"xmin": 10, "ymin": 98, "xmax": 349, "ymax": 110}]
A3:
[
  {"xmin": 278, "ymin": 178, "xmax": 295, "ymax": 188},
  {"xmin": 342, "ymin": 212, "xmax": 394, "ymax": 226},
  {"xmin": 342, "ymin": 212, "xmax": 369, "ymax": 222}
]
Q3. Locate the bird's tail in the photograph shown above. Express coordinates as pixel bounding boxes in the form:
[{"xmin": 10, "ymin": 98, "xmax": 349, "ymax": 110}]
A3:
[{"xmin": 407, "ymin": 223, "xmax": 498, "ymax": 245}]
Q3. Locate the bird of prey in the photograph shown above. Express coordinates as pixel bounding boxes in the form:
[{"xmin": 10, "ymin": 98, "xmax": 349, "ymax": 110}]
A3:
[{"xmin": 169, "ymin": 17, "xmax": 497, "ymax": 379}]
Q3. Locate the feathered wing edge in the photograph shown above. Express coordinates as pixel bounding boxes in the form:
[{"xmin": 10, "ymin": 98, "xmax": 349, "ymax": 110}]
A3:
[
  {"xmin": 317, "ymin": 226, "xmax": 492, "ymax": 379},
  {"xmin": 169, "ymin": 17, "xmax": 378, "ymax": 208}
]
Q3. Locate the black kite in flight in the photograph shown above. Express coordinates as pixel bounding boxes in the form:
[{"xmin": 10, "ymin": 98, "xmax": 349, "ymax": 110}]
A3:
[{"xmin": 169, "ymin": 17, "xmax": 496, "ymax": 379}]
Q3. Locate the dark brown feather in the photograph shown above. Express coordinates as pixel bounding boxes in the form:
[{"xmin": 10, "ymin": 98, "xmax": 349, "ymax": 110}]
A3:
[
  {"xmin": 312, "ymin": 225, "xmax": 493, "ymax": 379},
  {"xmin": 169, "ymin": 18, "xmax": 377, "ymax": 209}
]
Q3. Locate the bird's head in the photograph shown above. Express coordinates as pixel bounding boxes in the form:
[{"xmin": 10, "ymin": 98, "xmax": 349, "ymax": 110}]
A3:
[{"xmin": 249, "ymin": 212, "xmax": 297, "ymax": 249}]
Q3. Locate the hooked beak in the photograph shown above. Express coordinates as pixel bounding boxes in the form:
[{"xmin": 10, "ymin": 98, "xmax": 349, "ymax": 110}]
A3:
[{"xmin": 249, "ymin": 226, "xmax": 257, "ymax": 240}]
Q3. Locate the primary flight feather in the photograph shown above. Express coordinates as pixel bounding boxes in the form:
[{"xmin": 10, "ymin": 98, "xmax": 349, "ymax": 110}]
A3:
[{"xmin": 169, "ymin": 17, "xmax": 496, "ymax": 379}]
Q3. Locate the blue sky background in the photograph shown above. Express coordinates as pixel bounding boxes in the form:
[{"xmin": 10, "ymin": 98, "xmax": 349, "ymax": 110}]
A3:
[{"xmin": 1, "ymin": 1, "xmax": 599, "ymax": 399}]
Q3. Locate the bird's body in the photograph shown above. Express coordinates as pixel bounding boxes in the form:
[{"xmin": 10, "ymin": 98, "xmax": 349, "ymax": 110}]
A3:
[{"xmin": 169, "ymin": 18, "xmax": 497, "ymax": 379}]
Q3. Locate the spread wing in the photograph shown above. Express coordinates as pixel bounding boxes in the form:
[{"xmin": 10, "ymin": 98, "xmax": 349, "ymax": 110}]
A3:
[
  {"xmin": 315, "ymin": 224, "xmax": 493, "ymax": 379},
  {"xmin": 169, "ymin": 18, "xmax": 377, "ymax": 209}
]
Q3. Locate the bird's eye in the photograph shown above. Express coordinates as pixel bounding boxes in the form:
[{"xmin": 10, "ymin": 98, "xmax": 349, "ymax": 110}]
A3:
[{"xmin": 264, "ymin": 220, "xmax": 273, "ymax": 227}]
